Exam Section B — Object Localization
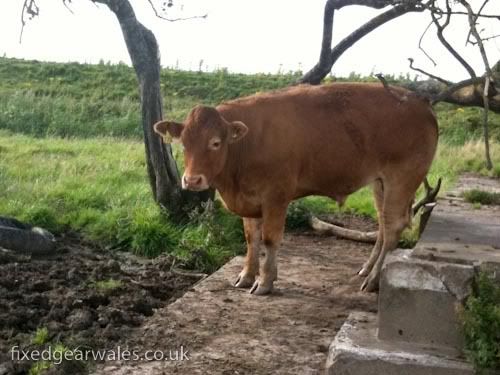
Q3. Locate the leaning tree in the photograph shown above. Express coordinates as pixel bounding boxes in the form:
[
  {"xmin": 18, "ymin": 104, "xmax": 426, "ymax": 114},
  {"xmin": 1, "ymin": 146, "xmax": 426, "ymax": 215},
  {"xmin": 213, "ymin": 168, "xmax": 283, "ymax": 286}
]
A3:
[{"xmin": 21, "ymin": 0, "xmax": 212, "ymax": 220}]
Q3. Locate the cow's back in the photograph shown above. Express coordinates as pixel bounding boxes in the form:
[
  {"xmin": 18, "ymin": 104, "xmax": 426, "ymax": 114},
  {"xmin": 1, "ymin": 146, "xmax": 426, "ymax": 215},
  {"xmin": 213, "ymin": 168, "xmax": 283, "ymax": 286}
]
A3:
[{"xmin": 216, "ymin": 83, "xmax": 437, "ymax": 203}]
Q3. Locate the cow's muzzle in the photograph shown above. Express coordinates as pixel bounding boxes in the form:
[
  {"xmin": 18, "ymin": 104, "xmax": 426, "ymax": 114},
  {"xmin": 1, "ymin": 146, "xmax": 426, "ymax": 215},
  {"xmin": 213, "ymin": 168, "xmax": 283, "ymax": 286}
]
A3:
[{"xmin": 182, "ymin": 173, "xmax": 209, "ymax": 191}]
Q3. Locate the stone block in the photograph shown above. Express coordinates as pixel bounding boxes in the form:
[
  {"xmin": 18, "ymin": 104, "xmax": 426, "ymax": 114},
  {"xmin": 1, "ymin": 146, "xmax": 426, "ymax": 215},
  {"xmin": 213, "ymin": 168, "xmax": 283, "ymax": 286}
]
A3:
[{"xmin": 377, "ymin": 249, "xmax": 474, "ymax": 351}]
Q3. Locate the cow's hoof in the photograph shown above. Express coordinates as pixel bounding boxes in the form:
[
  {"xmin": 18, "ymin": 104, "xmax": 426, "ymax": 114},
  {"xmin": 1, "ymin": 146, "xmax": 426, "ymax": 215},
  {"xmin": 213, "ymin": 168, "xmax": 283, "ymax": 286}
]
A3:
[
  {"xmin": 249, "ymin": 280, "xmax": 273, "ymax": 295},
  {"xmin": 358, "ymin": 265, "xmax": 370, "ymax": 277},
  {"xmin": 234, "ymin": 272, "xmax": 255, "ymax": 288},
  {"xmin": 360, "ymin": 274, "xmax": 379, "ymax": 292}
]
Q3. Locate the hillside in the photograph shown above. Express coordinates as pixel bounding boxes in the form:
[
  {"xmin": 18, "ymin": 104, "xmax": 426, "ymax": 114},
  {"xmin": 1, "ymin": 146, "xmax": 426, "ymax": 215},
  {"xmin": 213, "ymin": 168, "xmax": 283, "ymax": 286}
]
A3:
[
  {"xmin": 0, "ymin": 57, "xmax": 300, "ymax": 138},
  {"xmin": 1, "ymin": 56, "xmax": 500, "ymax": 143}
]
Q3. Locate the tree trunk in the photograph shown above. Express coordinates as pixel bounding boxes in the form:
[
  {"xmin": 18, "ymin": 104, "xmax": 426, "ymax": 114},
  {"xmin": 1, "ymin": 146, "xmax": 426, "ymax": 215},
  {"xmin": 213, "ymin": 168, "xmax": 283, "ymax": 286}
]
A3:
[{"xmin": 94, "ymin": 0, "xmax": 213, "ymax": 218}]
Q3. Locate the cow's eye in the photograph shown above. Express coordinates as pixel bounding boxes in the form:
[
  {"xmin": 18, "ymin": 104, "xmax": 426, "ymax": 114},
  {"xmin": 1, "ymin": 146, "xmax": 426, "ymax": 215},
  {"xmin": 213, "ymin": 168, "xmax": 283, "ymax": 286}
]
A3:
[{"xmin": 208, "ymin": 137, "xmax": 221, "ymax": 150}]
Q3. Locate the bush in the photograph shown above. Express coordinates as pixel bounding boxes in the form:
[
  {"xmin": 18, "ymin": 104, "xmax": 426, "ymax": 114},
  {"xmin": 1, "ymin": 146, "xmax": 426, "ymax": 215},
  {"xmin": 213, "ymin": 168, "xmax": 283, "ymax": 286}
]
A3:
[
  {"xmin": 461, "ymin": 272, "xmax": 500, "ymax": 372},
  {"xmin": 463, "ymin": 189, "xmax": 500, "ymax": 206}
]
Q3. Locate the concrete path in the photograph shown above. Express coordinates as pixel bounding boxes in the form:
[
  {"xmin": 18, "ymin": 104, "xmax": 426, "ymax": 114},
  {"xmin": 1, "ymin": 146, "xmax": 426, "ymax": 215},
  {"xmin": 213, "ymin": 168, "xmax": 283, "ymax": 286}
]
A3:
[{"xmin": 417, "ymin": 174, "xmax": 500, "ymax": 267}]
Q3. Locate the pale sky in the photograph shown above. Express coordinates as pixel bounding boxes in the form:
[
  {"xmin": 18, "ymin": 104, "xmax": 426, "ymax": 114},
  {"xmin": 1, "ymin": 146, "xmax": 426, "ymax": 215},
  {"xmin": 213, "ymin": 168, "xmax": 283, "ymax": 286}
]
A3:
[{"xmin": 0, "ymin": 0, "xmax": 499, "ymax": 81}]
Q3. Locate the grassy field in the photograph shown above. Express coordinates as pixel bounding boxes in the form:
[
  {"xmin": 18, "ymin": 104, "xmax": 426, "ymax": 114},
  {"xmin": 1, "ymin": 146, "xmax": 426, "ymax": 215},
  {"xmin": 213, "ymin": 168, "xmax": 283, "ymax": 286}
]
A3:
[{"xmin": 0, "ymin": 56, "xmax": 500, "ymax": 271}]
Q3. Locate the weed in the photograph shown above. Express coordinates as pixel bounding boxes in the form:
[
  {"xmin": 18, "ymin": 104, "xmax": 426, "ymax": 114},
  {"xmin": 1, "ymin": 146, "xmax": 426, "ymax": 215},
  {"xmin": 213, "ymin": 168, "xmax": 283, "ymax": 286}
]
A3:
[
  {"xmin": 461, "ymin": 272, "xmax": 500, "ymax": 372},
  {"xmin": 93, "ymin": 279, "xmax": 122, "ymax": 291},
  {"xmin": 463, "ymin": 189, "xmax": 500, "ymax": 206},
  {"xmin": 31, "ymin": 327, "xmax": 49, "ymax": 346},
  {"xmin": 28, "ymin": 361, "xmax": 51, "ymax": 375}
]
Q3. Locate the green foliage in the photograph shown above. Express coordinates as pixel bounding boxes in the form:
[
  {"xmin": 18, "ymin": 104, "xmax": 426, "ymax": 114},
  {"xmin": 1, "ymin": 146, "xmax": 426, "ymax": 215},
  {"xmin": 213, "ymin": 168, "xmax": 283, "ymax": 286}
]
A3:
[
  {"xmin": 286, "ymin": 200, "xmax": 312, "ymax": 230},
  {"xmin": 0, "ymin": 57, "xmax": 298, "ymax": 138},
  {"xmin": 28, "ymin": 361, "xmax": 51, "ymax": 375},
  {"xmin": 435, "ymin": 103, "xmax": 500, "ymax": 145},
  {"xmin": 461, "ymin": 272, "xmax": 500, "ymax": 372},
  {"xmin": 0, "ymin": 131, "xmax": 245, "ymax": 272},
  {"xmin": 463, "ymin": 189, "xmax": 500, "ymax": 206},
  {"xmin": 173, "ymin": 200, "xmax": 244, "ymax": 273},
  {"xmin": 31, "ymin": 327, "xmax": 49, "ymax": 346},
  {"xmin": 93, "ymin": 279, "xmax": 122, "ymax": 291}
]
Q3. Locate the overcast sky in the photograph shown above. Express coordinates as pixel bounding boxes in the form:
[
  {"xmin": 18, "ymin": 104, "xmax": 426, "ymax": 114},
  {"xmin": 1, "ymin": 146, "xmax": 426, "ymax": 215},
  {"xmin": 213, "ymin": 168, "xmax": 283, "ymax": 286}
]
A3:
[{"xmin": 0, "ymin": 0, "xmax": 499, "ymax": 81}]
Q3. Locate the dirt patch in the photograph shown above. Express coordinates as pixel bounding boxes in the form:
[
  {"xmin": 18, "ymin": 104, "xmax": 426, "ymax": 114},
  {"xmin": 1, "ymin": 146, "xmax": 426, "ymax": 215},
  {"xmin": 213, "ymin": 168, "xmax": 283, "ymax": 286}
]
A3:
[{"xmin": 0, "ymin": 233, "xmax": 200, "ymax": 374}]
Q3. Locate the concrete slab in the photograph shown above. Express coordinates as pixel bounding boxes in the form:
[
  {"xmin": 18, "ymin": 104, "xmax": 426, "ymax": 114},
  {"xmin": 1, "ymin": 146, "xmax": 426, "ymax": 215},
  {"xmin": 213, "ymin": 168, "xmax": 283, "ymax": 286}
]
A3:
[
  {"xmin": 417, "ymin": 176, "xmax": 500, "ymax": 280},
  {"xmin": 419, "ymin": 207, "xmax": 500, "ymax": 249},
  {"xmin": 326, "ymin": 311, "xmax": 474, "ymax": 375},
  {"xmin": 378, "ymin": 250, "xmax": 474, "ymax": 350}
]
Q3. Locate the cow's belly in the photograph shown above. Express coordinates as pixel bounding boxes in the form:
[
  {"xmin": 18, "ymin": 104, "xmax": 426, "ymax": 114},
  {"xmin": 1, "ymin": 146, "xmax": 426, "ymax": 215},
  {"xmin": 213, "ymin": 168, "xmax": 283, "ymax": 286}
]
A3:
[
  {"xmin": 294, "ymin": 171, "xmax": 375, "ymax": 203},
  {"xmin": 219, "ymin": 192, "xmax": 263, "ymax": 218}
]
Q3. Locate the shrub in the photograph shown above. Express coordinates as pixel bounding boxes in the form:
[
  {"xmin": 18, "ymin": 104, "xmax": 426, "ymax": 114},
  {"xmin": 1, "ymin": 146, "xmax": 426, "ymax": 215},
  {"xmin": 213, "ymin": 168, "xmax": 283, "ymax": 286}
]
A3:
[
  {"xmin": 463, "ymin": 189, "xmax": 500, "ymax": 206},
  {"xmin": 461, "ymin": 272, "xmax": 500, "ymax": 372}
]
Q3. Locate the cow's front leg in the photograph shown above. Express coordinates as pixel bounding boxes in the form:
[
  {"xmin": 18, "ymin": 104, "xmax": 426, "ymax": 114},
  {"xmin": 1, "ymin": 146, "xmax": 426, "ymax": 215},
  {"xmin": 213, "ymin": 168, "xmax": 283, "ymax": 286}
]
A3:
[
  {"xmin": 250, "ymin": 205, "xmax": 287, "ymax": 295},
  {"xmin": 235, "ymin": 218, "xmax": 262, "ymax": 288}
]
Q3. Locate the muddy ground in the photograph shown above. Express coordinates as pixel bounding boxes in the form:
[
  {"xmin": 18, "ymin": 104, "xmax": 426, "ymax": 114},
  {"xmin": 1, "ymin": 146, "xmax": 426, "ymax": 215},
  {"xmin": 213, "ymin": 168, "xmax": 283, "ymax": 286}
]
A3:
[
  {"xmin": 0, "ymin": 233, "xmax": 200, "ymax": 374},
  {"xmin": 0, "ymin": 214, "xmax": 377, "ymax": 374}
]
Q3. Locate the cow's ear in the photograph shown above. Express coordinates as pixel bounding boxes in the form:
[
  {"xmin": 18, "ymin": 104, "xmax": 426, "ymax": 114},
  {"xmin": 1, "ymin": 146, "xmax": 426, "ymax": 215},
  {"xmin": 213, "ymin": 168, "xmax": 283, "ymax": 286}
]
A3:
[
  {"xmin": 153, "ymin": 120, "xmax": 184, "ymax": 143},
  {"xmin": 228, "ymin": 121, "xmax": 248, "ymax": 143}
]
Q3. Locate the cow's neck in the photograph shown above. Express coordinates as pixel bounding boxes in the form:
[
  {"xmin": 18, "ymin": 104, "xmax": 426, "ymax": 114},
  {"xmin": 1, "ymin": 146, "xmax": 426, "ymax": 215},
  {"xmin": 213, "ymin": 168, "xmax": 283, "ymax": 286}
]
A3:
[{"xmin": 212, "ymin": 141, "xmax": 249, "ymax": 198}]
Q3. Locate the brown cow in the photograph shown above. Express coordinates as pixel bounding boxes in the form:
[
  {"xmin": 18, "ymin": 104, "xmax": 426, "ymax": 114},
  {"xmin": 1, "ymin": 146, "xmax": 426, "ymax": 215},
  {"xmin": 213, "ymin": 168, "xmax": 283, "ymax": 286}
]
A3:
[{"xmin": 154, "ymin": 83, "xmax": 438, "ymax": 295}]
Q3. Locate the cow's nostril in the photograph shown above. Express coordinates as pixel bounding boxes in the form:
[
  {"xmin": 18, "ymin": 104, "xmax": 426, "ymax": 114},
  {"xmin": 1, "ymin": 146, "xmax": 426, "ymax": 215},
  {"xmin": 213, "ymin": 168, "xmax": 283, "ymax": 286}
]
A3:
[{"xmin": 184, "ymin": 175, "xmax": 203, "ymax": 187}]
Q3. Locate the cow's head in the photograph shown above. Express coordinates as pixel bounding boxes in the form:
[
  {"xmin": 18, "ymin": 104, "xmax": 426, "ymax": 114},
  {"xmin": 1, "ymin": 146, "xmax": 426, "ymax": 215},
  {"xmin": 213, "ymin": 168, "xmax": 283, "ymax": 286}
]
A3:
[{"xmin": 153, "ymin": 105, "xmax": 248, "ymax": 191}]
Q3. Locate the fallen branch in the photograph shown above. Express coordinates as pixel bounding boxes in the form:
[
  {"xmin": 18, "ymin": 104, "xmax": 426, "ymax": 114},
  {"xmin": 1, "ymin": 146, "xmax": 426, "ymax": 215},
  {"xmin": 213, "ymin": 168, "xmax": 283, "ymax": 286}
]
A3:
[
  {"xmin": 375, "ymin": 73, "xmax": 409, "ymax": 103},
  {"xmin": 310, "ymin": 177, "xmax": 442, "ymax": 244},
  {"xmin": 418, "ymin": 202, "xmax": 437, "ymax": 235},
  {"xmin": 412, "ymin": 177, "xmax": 442, "ymax": 215},
  {"xmin": 309, "ymin": 216, "xmax": 377, "ymax": 243},
  {"xmin": 170, "ymin": 267, "xmax": 208, "ymax": 279}
]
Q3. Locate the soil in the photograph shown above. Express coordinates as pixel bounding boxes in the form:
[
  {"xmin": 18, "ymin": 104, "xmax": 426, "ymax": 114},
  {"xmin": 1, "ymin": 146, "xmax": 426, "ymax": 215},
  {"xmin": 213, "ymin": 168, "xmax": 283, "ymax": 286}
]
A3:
[{"xmin": 0, "ymin": 233, "xmax": 200, "ymax": 375}]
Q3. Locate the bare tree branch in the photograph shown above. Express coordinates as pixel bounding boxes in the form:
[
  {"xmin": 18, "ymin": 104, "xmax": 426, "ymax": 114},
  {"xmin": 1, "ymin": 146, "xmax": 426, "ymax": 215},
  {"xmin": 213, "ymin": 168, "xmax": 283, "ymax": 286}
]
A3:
[
  {"xmin": 145, "ymin": 0, "xmax": 207, "ymax": 22},
  {"xmin": 430, "ymin": 0, "xmax": 477, "ymax": 78},
  {"xmin": 20, "ymin": 0, "xmax": 39, "ymax": 43},
  {"xmin": 465, "ymin": 0, "xmax": 489, "ymax": 45},
  {"xmin": 408, "ymin": 57, "xmax": 451, "ymax": 85},
  {"xmin": 62, "ymin": 0, "xmax": 75, "ymax": 14},
  {"xmin": 300, "ymin": 0, "xmax": 425, "ymax": 84},
  {"xmin": 469, "ymin": 34, "xmax": 500, "ymax": 45},
  {"xmin": 413, "ymin": 177, "xmax": 441, "ymax": 215},
  {"xmin": 431, "ymin": 77, "xmax": 484, "ymax": 103},
  {"xmin": 418, "ymin": 19, "xmax": 437, "ymax": 66},
  {"xmin": 461, "ymin": 0, "xmax": 494, "ymax": 169}
]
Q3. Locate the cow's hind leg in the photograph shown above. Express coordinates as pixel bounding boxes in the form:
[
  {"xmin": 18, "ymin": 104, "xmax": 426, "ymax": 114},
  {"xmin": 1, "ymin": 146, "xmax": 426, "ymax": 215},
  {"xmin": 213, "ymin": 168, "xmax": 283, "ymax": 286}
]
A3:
[
  {"xmin": 235, "ymin": 218, "xmax": 262, "ymax": 288},
  {"xmin": 361, "ymin": 182, "xmax": 416, "ymax": 292},
  {"xmin": 250, "ymin": 205, "xmax": 287, "ymax": 295},
  {"xmin": 359, "ymin": 179, "xmax": 384, "ymax": 277}
]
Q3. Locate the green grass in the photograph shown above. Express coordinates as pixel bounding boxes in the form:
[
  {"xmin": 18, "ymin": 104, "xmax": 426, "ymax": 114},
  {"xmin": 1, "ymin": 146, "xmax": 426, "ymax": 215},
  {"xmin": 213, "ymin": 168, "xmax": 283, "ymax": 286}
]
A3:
[
  {"xmin": 0, "ymin": 130, "xmax": 243, "ymax": 270},
  {"xmin": 31, "ymin": 327, "xmax": 49, "ymax": 346},
  {"xmin": 0, "ymin": 57, "xmax": 300, "ymax": 138},
  {"xmin": 463, "ymin": 189, "xmax": 500, "ymax": 206}
]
